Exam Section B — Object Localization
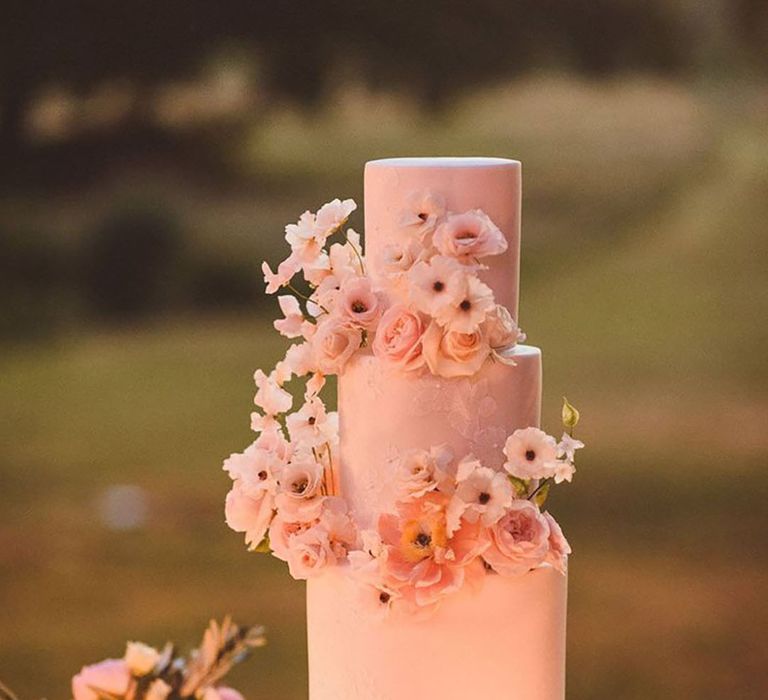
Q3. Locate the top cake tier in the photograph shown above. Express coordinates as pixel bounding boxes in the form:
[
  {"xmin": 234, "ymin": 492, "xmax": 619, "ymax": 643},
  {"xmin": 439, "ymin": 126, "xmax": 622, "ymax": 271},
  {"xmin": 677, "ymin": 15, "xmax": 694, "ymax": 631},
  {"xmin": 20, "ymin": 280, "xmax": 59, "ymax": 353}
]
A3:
[{"xmin": 364, "ymin": 157, "xmax": 522, "ymax": 319}]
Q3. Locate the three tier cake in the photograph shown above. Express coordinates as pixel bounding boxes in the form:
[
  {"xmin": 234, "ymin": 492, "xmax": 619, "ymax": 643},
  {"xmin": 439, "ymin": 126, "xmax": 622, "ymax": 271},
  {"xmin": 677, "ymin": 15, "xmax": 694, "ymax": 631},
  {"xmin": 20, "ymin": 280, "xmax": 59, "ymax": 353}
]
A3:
[{"xmin": 223, "ymin": 157, "xmax": 583, "ymax": 700}]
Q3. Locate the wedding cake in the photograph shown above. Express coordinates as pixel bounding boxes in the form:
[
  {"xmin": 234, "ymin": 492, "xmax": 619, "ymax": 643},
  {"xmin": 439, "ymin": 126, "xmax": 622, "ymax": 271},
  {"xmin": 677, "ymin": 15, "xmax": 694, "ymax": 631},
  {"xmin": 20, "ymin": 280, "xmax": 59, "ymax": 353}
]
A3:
[{"xmin": 223, "ymin": 157, "xmax": 583, "ymax": 700}]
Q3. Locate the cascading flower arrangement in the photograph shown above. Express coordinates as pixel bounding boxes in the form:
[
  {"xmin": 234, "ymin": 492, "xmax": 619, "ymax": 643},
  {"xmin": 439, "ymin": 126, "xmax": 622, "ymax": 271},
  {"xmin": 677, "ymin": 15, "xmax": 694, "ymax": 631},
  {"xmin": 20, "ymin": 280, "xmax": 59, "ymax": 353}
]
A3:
[{"xmin": 223, "ymin": 195, "xmax": 584, "ymax": 613}]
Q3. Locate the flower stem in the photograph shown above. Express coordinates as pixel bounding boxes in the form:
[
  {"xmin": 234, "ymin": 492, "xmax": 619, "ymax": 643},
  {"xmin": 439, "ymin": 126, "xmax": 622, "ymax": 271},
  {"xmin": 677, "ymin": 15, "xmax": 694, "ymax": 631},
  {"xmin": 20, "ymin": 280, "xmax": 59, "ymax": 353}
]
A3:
[
  {"xmin": 346, "ymin": 231, "xmax": 366, "ymax": 274},
  {"xmin": 527, "ymin": 477, "xmax": 552, "ymax": 502}
]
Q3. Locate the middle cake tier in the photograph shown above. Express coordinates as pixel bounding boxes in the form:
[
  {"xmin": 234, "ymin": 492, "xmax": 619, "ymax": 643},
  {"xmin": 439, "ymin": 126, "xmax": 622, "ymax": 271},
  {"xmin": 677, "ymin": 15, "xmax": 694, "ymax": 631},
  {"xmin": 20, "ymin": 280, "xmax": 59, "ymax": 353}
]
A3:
[{"xmin": 337, "ymin": 345, "xmax": 542, "ymax": 528}]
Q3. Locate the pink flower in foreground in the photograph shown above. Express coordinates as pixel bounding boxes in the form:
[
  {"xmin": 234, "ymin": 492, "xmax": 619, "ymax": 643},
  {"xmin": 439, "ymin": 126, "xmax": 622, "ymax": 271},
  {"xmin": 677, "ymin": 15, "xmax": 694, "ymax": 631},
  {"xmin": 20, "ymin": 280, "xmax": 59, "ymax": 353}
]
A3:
[
  {"xmin": 408, "ymin": 255, "xmax": 465, "ymax": 317},
  {"xmin": 72, "ymin": 659, "xmax": 132, "ymax": 700},
  {"xmin": 202, "ymin": 687, "xmax": 245, "ymax": 700},
  {"xmin": 399, "ymin": 190, "xmax": 446, "ymax": 240},
  {"xmin": 502, "ymin": 427, "xmax": 559, "ymax": 480},
  {"xmin": 483, "ymin": 500, "xmax": 550, "ymax": 576},
  {"xmin": 336, "ymin": 275, "xmax": 384, "ymax": 329},
  {"xmin": 543, "ymin": 511, "xmax": 571, "ymax": 574},
  {"xmin": 434, "ymin": 275, "xmax": 495, "ymax": 333},
  {"xmin": 378, "ymin": 494, "xmax": 488, "ymax": 608},
  {"xmin": 422, "ymin": 321, "xmax": 490, "ymax": 378},
  {"xmin": 433, "ymin": 209, "xmax": 508, "ymax": 260},
  {"xmin": 253, "ymin": 369, "xmax": 293, "ymax": 416},
  {"xmin": 372, "ymin": 305, "xmax": 426, "ymax": 372},
  {"xmin": 311, "ymin": 316, "xmax": 362, "ymax": 374},
  {"xmin": 447, "ymin": 459, "xmax": 513, "ymax": 534}
]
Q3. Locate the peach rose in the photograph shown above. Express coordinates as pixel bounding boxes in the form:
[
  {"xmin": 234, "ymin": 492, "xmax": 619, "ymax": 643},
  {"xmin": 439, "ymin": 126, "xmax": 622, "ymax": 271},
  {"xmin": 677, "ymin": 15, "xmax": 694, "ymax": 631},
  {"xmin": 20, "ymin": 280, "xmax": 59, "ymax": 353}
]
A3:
[
  {"xmin": 433, "ymin": 210, "xmax": 507, "ymax": 260},
  {"xmin": 483, "ymin": 500, "xmax": 550, "ymax": 576},
  {"xmin": 372, "ymin": 305, "xmax": 426, "ymax": 372},
  {"xmin": 275, "ymin": 460, "xmax": 325, "ymax": 522},
  {"xmin": 311, "ymin": 316, "xmax": 362, "ymax": 374},
  {"xmin": 484, "ymin": 304, "xmax": 522, "ymax": 349},
  {"xmin": 422, "ymin": 321, "xmax": 490, "ymax": 378},
  {"xmin": 72, "ymin": 659, "xmax": 132, "ymax": 700},
  {"xmin": 225, "ymin": 481, "xmax": 275, "ymax": 549}
]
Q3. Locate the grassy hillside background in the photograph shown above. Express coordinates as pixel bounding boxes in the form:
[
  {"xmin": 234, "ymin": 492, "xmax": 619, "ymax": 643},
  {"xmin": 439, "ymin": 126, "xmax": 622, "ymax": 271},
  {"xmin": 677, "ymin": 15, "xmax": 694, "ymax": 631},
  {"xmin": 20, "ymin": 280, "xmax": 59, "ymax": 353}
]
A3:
[{"xmin": 1, "ymin": 77, "xmax": 767, "ymax": 698}]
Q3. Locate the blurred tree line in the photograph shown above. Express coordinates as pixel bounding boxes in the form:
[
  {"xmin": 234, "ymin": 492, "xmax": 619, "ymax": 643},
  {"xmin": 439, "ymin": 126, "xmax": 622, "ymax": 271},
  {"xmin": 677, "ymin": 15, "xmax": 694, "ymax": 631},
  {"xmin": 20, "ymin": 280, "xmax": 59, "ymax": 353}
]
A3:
[
  {"xmin": 1, "ymin": 0, "xmax": 767, "ymax": 339},
  {"xmin": 2, "ymin": 0, "xmax": 767, "ymax": 186}
]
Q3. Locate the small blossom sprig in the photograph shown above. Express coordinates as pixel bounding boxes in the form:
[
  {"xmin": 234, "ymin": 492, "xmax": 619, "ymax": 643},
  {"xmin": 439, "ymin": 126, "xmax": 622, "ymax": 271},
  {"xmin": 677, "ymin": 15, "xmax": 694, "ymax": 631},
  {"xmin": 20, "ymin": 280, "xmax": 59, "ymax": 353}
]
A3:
[{"xmin": 70, "ymin": 617, "xmax": 265, "ymax": 700}]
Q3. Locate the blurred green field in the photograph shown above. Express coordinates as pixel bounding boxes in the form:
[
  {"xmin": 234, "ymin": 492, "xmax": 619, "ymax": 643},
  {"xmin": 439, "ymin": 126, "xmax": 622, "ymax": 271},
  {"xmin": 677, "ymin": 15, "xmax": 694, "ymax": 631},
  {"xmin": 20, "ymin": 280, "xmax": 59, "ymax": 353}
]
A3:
[{"xmin": 1, "ymin": 78, "xmax": 768, "ymax": 698}]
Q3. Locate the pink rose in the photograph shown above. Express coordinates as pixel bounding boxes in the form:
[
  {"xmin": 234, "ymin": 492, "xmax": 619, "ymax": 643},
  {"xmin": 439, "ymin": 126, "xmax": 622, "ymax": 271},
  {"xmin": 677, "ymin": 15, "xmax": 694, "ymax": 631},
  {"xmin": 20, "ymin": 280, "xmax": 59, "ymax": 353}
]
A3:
[
  {"xmin": 225, "ymin": 481, "xmax": 275, "ymax": 549},
  {"xmin": 311, "ymin": 317, "xmax": 362, "ymax": 374},
  {"xmin": 336, "ymin": 276, "xmax": 383, "ymax": 329},
  {"xmin": 72, "ymin": 659, "xmax": 132, "ymax": 700},
  {"xmin": 269, "ymin": 515, "xmax": 313, "ymax": 561},
  {"xmin": 484, "ymin": 304, "xmax": 522, "ymax": 349},
  {"xmin": 372, "ymin": 305, "xmax": 426, "ymax": 372},
  {"xmin": 543, "ymin": 511, "xmax": 571, "ymax": 574},
  {"xmin": 275, "ymin": 460, "xmax": 325, "ymax": 522},
  {"xmin": 422, "ymin": 321, "xmax": 490, "ymax": 378},
  {"xmin": 483, "ymin": 500, "xmax": 550, "ymax": 576},
  {"xmin": 433, "ymin": 210, "xmax": 507, "ymax": 260},
  {"xmin": 283, "ymin": 499, "xmax": 356, "ymax": 579}
]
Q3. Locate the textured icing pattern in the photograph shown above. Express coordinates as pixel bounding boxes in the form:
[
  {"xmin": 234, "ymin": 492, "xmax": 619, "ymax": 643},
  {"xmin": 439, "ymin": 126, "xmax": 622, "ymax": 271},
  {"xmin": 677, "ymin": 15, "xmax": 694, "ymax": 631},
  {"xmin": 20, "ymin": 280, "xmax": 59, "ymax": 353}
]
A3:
[{"xmin": 338, "ymin": 346, "xmax": 542, "ymax": 528}]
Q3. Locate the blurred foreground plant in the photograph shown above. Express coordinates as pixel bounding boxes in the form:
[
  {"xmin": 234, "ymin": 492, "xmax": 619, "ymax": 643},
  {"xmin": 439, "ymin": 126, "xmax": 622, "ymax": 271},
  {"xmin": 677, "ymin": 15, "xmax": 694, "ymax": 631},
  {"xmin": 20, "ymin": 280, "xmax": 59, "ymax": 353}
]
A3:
[{"xmin": 0, "ymin": 617, "xmax": 265, "ymax": 700}]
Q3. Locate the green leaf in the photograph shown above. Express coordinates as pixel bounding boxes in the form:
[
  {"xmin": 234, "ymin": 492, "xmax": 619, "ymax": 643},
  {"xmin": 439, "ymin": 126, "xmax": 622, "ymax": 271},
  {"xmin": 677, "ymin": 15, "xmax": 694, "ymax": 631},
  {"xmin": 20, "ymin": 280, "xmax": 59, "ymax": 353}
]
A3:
[
  {"xmin": 507, "ymin": 475, "xmax": 531, "ymax": 497},
  {"xmin": 562, "ymin": 396, "xmax": 580, "ymax": 430},
  {"xmin": 532, "ymin": 480, "xmax": 551, "ymax": 507}
]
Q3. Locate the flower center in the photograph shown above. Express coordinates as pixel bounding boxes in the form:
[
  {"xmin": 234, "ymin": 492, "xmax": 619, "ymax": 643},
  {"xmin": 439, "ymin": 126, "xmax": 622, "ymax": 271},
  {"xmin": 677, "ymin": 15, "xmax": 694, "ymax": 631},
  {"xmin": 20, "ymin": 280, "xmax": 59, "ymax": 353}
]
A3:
[
  {"xmin": 456, "ymin": 230, "xmax": 476, "ymax": 240},
  {"xmin": 351, "ymin": 300, "xmax": 367, "ymax": 313},
  {"xmin": 414, "ymin": 532, "xmax": 432, "ymax": 548},
  {"xmin": 525, "ymin": 449, "xmax": 536, "ymax": 461},
  {"xmin": 418, "ymin": 212, "xmax": 428, "ymax": 221},
  {"xmin": 478, "ymin": 491, "xmax": 491, "ymax": 505},
  {"xmin": 379, "ymin": 591, "xmax": 391, "ymax": 604},
  {"xmin": 459, "ymin": 299, "xmax": 472, "ymax": 311},
  {"xmin": 258, "ymin": 470, "xmax": 268, "ymax": 481},
  {"xmin": 433, "ymin": 280, "xmax": 445, "ymax": 292},
  {"xmin": 292, "ymin": 478, "xmax": 309, "ymax": 494},
  {"xmin": 307, "ymin": 416, "xmax": 316, "ymax": 425}
]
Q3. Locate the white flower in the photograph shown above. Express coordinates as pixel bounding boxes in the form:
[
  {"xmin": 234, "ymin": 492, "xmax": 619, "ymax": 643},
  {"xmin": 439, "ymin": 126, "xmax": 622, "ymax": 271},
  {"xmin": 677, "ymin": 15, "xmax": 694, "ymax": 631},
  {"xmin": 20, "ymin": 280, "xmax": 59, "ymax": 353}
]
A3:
[
  {"xmin": 314, "ymin": 199, "xmax": 357, "ymax": 240},
  {"xmin": 394, "ymin": 444, "xmax": 454, "ymax": 500},
  {"xmin": 124, "ymin": 641, "xmax": 160, "ymax": 675},
  {"xmin": 286, "ymin": 397, "xmax": 338, "ymax": 449},
  {"xmin": 557, "ymin": 433, "xmax": 585, "ymax": 462},
  {"xmin": 408, "ymin": 255, "xmax": 466, "ymax": 317},
  {"xmin": 502, "ymin": 427, "xmax": 559, "ymax": 480},
  {"xmin": 222, "ymin": 443, "xmax": 281, "ymax": 496},
  {"xmin": 434, "ymin": 274, "xmax": 495, "ymax": 333},
  {"xmin": 253, "ymin": 369, "xmax": 293, "ymax": 416},
  {"xmin": 399, "ymin": 190, "xmax": 446, "ymax": 240},
  {"xmin": 446, "ymin": 458, "xmax": 513, "ymax": 534},
  {"xmin": 552, "ymin": 460, "xmax": 576, "ymax": 484},
  {"xmin": 274, "ymin": 295, "xmax": 310, "ymax": 339}
]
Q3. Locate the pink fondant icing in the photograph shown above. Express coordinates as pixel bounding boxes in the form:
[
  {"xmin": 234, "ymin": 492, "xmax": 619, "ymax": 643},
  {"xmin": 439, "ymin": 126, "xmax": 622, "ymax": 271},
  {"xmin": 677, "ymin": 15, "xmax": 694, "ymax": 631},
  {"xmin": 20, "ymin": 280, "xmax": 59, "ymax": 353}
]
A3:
[
  {"xmin": 306, "ymin": 158, "xmax": 566, "ymax": 700},
  {"xmin": 307, "ymin": 565, "xmax": 567, "ymax": 700},
  {"xmin": 364, "ymin": 157, "xmax": 522, "ymax": 319},
  {"xmin": 337, "ymin": 345, "xmax": 542, "ymax": 529}
]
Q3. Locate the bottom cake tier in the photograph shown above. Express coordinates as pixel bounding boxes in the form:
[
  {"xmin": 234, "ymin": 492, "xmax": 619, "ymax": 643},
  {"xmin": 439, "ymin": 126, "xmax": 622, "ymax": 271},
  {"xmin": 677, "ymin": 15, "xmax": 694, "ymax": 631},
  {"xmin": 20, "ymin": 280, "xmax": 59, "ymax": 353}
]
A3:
[{"xmin": 306, "ymin": 566, "xmax": 567, "ymax": 700}]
